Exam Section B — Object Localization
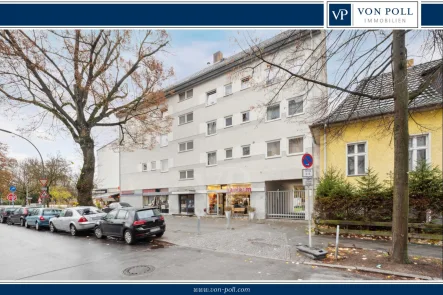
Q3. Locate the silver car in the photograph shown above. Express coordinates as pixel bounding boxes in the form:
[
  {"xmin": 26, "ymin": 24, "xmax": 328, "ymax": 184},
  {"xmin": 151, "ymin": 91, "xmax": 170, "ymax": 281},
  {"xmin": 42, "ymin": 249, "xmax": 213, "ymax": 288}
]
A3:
[{"xmin": 49, "ymin": 206, "xmax": 106, "ymax": 236}]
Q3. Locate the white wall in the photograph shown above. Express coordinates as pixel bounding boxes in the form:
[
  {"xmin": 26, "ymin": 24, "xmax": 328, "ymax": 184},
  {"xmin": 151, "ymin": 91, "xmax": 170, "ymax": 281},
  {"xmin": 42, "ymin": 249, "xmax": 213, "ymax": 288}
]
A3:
[{"xmin": 96, "ymin": 142, "xmax": 119, "ymax": 190}]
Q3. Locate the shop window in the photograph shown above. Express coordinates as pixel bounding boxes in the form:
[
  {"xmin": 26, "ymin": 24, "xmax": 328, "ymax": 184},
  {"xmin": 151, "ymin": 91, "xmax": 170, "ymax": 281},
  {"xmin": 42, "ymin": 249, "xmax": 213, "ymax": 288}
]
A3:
[{"xmin": 226, "ymin": 185, "xmax": 251, "ymax": 215}]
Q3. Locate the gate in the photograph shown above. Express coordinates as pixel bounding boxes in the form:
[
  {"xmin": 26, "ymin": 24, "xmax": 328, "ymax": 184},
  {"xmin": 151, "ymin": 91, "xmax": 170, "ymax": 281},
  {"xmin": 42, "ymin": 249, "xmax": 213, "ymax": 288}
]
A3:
[{"xmin": 266, "ymin": 190, "xmax": 308, "ymax": 220}]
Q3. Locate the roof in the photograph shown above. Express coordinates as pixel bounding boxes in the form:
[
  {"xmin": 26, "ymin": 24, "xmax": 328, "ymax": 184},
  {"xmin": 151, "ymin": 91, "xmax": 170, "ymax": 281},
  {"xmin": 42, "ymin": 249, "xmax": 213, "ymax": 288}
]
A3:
[
  {"xmin": 314, "ymin": 60, "xmax": 442, "ymax": 126},
  {"xmin": 164, "ymin": 30, "xmax": 319, "ymax": 95}
]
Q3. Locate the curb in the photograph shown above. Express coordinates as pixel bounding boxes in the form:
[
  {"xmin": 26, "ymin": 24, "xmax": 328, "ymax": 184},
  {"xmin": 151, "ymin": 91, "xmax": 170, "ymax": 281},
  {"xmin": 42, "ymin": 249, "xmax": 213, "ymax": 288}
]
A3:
[{"xmin": 303, "ymin": 262, "xmax": 435, "ymax": 280}]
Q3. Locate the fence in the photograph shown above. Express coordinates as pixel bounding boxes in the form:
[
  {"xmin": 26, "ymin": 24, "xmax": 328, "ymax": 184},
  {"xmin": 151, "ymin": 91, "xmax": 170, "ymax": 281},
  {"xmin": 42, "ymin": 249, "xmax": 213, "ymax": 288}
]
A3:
[{"xmin": 266, "ymin": 190, "xmax": 312, "ymax": 220}]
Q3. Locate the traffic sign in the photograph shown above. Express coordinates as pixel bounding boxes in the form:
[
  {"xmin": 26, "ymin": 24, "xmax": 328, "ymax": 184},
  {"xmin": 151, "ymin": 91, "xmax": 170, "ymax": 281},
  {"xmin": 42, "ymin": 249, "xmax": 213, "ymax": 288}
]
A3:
[
  {"xmin": 40, "ymin": 191, "xmax": 49, "ymax": 199},
  {"xmin": 7, "ymin": 193, "xmax": 17, "ymax": 201},
  {"xmin": 302, "ymin": 169, "xmax": 313, "ymax": 178},
  {"xmin": 41, "ymin": 187, "xmax": 47, "ymax": 191},
  {"xmin": 39, "ymin": 178, "xmax": 48, "ymax": 186},
  {"xmin": 302, "ymin": 153, "xmax": 314, "ymax": 168},
  {"xmin": 303, "ymin": 178, "xmax": 313, "ymax": 187},
  {"xmin": 9, "ymin": 185, "xmax": 16, "ymax": 192}
]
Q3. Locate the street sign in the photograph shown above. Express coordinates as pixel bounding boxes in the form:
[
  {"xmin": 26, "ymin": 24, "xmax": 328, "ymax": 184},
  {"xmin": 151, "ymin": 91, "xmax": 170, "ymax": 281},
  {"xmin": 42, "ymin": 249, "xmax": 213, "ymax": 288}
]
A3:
[
  {"xmin": 40, "ymin": 191, "xmax": 49, "ymax": 199},
  {"xmin": 9, "ymin": 185, "xmax": 16, "ymax": 192},
  {"xmin": 303, "ymin": 178, "xmax": 313, "ymax": 187},
  {"xmin": 39, "ymin": 178, "xmax": 48, "ymax": 186},
  {"xmin": 302, "ymin": 169, "xmax": 313, "ymax": 178},
  {"xmin": 7, "ymin": 193, "xmax": 17, "ymax": 201},
  {"xmin": 41, "ymin": 187, "xmax": 47, "ymax": 191},
  {"xmin": 301, "ymin": 153, "xmax": 314, "ymax": 168}
]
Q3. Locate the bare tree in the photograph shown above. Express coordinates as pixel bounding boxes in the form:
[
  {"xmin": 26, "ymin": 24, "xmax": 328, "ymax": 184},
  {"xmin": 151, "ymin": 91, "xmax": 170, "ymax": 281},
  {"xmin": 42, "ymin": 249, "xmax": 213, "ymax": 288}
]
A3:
[
  {"xmin": 0, "ymin": 30, "xmax": 173, "ymax": 205},
  {"xmin": 241, "ymin": 29, "xmax": 442, "ymax": 263}
]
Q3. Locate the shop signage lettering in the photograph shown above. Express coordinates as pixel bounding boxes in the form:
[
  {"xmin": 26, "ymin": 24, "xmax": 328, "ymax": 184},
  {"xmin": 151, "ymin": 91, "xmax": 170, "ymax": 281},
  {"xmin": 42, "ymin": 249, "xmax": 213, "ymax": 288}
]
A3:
[{"xmin": 227, "ymin": 187, "xmax": 251, "ymax": 193}]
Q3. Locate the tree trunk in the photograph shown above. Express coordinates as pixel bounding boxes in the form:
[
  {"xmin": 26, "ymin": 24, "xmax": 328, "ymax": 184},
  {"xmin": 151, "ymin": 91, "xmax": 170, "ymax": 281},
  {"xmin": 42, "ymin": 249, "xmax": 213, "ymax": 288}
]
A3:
[
  {"xmin": 391, "ymin": 30, "xmax": 410, "ymax": 264},
  {"xmin": 76, "ymin": 135, "xmax": 95, "ymax": 206}
]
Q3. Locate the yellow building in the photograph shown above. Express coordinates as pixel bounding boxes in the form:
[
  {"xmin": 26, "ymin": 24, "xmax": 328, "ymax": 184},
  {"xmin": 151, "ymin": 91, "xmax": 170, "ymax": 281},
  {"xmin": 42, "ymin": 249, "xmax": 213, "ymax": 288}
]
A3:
[{"xmin": 311, "ymin": 60, "xmax": 442, "ymax": 184}]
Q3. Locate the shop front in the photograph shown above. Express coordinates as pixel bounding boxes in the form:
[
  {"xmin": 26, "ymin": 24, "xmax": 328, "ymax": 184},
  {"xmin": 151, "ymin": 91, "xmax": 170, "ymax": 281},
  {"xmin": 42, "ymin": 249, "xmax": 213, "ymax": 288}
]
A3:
[
  {"xmin": 207, "ymin": 184, "xmax": 251, "ymax": 216},
  {"xmin": 179, "ymin": 194, "xmax": 195, "ymax": 215},
  {"xmin": 207, "ymin": 185, "xmax": 227, "ymax": 215},
  {"xmin": 143, "ymin": 188, "xmax": 169, "ymax": 213}
]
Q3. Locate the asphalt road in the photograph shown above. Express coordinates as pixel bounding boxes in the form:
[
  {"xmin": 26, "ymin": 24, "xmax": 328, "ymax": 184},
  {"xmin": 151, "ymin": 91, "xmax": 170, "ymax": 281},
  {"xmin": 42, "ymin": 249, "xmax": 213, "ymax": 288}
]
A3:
[{"xmin": 0, "ymin": 221, "xmax": 369, "ymax": 281}]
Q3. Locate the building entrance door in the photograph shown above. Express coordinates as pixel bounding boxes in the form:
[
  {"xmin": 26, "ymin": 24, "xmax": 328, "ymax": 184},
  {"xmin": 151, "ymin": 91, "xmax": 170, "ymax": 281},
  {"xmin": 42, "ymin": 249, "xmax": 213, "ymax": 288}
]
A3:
[
  {"xmin": 179, "ymin": 194, "xmax": 195, "ymax": 215},
  {"xmin": 216, "ymin": 193, "xmax": 226, "ymax": 215}
]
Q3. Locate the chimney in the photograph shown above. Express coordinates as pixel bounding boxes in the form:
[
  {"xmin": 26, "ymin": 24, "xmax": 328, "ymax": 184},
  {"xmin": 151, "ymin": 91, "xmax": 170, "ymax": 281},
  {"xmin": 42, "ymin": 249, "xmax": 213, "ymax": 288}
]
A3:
[
  {"xmin": 213, "ymin": 51, "xmax": 223, "ymax": 64},
  {"xmin": 407, "ymin": 59, "xmax": 414, "ymax": 68}
]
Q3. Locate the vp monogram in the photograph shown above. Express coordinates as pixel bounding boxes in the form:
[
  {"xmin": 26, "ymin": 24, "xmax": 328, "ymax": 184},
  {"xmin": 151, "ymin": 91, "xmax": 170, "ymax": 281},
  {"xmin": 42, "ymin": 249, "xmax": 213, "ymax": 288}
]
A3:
[{"xmin": 332, "ymin": 8, "xmax": 349, "ymax": 20}]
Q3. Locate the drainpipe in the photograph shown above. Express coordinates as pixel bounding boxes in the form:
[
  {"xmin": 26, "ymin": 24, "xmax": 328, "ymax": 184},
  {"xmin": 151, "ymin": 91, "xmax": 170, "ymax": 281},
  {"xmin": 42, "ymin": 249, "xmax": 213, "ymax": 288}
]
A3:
[{"xmin": 323, "ymin": 123, "xmax": 327, "ymax": 172}]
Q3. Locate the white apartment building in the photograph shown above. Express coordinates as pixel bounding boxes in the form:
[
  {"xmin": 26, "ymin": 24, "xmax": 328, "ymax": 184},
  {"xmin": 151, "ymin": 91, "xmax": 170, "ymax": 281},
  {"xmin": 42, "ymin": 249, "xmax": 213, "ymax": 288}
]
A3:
[{"xmin": 97, "ymin": 30, "xmax": 326, "ymax": 219}]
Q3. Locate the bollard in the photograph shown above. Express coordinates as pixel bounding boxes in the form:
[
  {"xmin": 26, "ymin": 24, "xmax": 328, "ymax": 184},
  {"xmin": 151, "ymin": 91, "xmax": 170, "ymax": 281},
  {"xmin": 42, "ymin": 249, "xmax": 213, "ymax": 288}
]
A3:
[
  {"xmin": 226, "ymin": 215, "xmax": 231, "ymax": 230},
  {"xmin": 335, "ymin": 225, "xmax": 340, "ymax": 260},
  {"xmin": 197, "ymin": 216, "xmax": 201, "ymax": 235}
]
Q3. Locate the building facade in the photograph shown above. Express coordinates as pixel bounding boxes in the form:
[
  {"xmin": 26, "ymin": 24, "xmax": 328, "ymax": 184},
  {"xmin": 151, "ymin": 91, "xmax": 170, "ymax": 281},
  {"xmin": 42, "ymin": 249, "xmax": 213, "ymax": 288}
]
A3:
[{"xmin": 98, "ymin": 30, "xmax": 327, "ymax": 219}]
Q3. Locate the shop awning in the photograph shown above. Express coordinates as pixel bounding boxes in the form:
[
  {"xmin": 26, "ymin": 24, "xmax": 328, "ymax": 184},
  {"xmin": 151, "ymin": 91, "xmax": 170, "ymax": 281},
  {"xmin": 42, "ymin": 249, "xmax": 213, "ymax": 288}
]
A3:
[{"xmin": 142, "ymin": 192, "xmax": 169, "ymax": 196}]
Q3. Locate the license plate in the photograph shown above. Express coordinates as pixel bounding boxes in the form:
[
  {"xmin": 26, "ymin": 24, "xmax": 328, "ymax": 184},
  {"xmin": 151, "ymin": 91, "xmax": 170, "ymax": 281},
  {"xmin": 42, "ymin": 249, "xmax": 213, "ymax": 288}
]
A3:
[{"xmin": 150, "ymin": 227, "xmax": 160, "ymax": 232}]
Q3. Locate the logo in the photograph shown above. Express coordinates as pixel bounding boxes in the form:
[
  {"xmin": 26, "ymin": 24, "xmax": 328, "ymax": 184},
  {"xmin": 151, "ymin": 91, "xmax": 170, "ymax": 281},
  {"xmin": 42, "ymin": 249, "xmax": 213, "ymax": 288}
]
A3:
[{"xmin": 329, "ymin": 3, "xmax": 352, "ymax": 26}]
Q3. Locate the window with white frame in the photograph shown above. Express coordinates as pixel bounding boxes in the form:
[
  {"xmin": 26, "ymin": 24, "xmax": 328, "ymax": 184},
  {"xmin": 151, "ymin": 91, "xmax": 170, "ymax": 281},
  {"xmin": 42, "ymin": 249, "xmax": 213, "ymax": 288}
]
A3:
[
  {"xmin": 207, "ymin": 151, "xmax": 217, "ymax": 166},
  {"xmin": 206, "ymin": 89, "xmax": 217, "ymax": 106},
  {"xmin": 161, "ymin": 159, "xmax": 168, "ymax": 172},
  {"xmin": 409, "ymin": 134, "xmax": 429, "ymax": 171},
  {"xmin": 242, "ymin": 145, "xmax": 251, "ymax": 157},
  {"xmin": 266, "ymin": 66, "xmax": 278, "ymax": 85},
  {"xmin": 288, "ymin": 96, "xmax": 304, "ymax": 116},
  {"xmin": 225, "ymin": 83, "xmax": 232, "ymax": 96},
  {"xmin": 225, "ymin": 148, "xmax": 233, "ymax": 159},
  {"xmin": 160, "ymin": 134, "xmax": 168, "ymax": 147},
  {"xmin": 225, "ymin": 116, "xmax": 233, "ymax": 128},
  {"xmin": 266, "ymin": 104, "xmax": 280, "ymax": 121},
  {"xmin": 288, "ymin": 137, "xmax": 303, "ymax": 155},
  {"xmin": 179, "ymin": 89, "xmax": 193, "ymax": 102},
  {"xmin": 241, "ymin": 77, "xmax": 250, "ymax": 90},
  {"xmin": 266, "ymin": 140, "xmax": 281, "ymax": 158},
  {"xmin": 242, "ymin": 111, "xmax": 250, "ymax": 123},
  {"xmin": 151, "ymin": 161, "xmax": 156, "ymax": 171},
  {"xmin": 178, "ymin": 112, "xmax": 193, "ymax": 125},
  {"xmin": 142, "ymin": 163, "xmax": 148, "ymax": 172},
  {"xmin": 207, "ymin": 120, "xmax": 217, "ymax": 135},
  {"xmin": 347, "ymin": 142, "xmax": 367, "ymax": 176},
  {"xmin": 179, "ymin": 140, "xmax": 193, "ymax": 152},
  {"xmin": 179, "ymin": 169, "xmax": 194, "ymax": 180}
]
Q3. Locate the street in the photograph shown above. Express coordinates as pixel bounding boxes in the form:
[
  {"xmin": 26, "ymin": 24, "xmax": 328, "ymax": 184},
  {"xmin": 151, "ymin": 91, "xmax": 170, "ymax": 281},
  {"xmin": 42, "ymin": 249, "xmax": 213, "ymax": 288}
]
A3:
[{"xmin": 0, "ymin": 216, "xmax": 373, "ymax": 281}]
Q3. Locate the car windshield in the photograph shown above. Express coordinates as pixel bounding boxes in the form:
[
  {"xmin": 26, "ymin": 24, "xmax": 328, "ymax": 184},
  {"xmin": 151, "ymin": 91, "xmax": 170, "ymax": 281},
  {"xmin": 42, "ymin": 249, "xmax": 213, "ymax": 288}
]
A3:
[
  {"xmin": 6, "ymin": 208, "xmax": 17, "ymax": 212},
  {"xmin": 76, "ymin": 207, "xmax": 103, "ymax": 215},
  {"xmin": 120, "ymin": 202, "xmax": 131, "ymax": 207},
  {"xmin": 136, "ymin": 209, "xmax": 161, "ymax": 219},
  {"xmin": 43, "ymin": 209, "xmax": 61, "ymax": 215}
]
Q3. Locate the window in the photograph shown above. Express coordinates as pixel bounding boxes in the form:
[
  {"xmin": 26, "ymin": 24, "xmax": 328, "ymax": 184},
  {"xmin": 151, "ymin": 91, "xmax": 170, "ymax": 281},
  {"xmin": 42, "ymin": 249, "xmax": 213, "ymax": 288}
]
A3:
[
  {"xmin": 179, "ymin": 140, "xmax": 193, "ymax": 152},
  {"xmin": 266, "ymin": 104, "xmax": 280, "ymax": 121},
  {"xmin": 207, "ymin": 120, "xmax": 217, "ymax": 135},
  {"xmin": 106, "ymin": 210, "xmax": 118, "ymax": 220},
  {"xmin": 160, "ymin": 134, "xmax": 168, "ymax": 147},
  {"xmin": 142, "ymin": 163, "xmax": 148, "ymax": 172},
  {"xmin": 225, "ymin": 148, "xmax": 233, "ymax": 159},
  {"xmin": 206, "ymin": 89, "xmax": 217, "ymax": 106},
  {"xmin": 267, "ymin": 140, "xmax": 281, "ymax": 158},
  {"xmin": 161, "ymin": 159, "xmax": 169, "ymax": 172},
  {"xmin": 288, "ymin": 96, "xmax": 304, "ymax": 116},
  {"xmin": 242, "ymin": 145, "xmax": 251, "ymax": 157},
  {"xmin": 179, "ymin": 89, "xmax": 193, "ymax": 102},
  {"xmin": 225, "ymin": 83, "xmax": 232, "ymax": 96},
  {"xmin": 116, "ymin": 210, "xmax": 129, "ymax": 220},
  {"xmin": 225, "ymin": 116, "xmax": 233, "ymax": 128},
  {"xmin": 64, "ymin": 210, "xmax": 73, "ymax": 217},
  {"xmin": 151, "ymin": 161, "xmax": 156, "ymax": 171},
  {"xmin": 409, "ymin": 134, "xmax": 430, "ymax": 171},
  {"xmin": 207, "ymin": 151, "xmax": 217, "ymax": 166},
  {"xmin": 266, "ymin": 67, "xmax": 278, "ymax": 85},
  {"xmin": 347, "ymin": 142, "xmax": 367, "ymax": 176},
  {"xmin": 178, "ymin": 112, "xmax": 193, "ymax": 125},
  {"xmin": 241, "ymin": 77, "xmax": 250, "ymax": 90},
  {"xmin": 242, "ymin": 111, "xmax": 250, "ymax": 123},
  {"xmin": 179, "ymin": 169, "xmax": 194, "ymax": 180},
  {"xmin": 288, "ymin": 137, "xmax": 304, "ymax": 155}
]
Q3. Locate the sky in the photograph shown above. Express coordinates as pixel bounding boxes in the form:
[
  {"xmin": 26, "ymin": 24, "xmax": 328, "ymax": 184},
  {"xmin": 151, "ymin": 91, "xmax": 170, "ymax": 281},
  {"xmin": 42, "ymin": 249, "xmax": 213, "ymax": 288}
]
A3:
[{"xmin": 0, "ymin": 30, "xmax": 440, "ymax": 172}]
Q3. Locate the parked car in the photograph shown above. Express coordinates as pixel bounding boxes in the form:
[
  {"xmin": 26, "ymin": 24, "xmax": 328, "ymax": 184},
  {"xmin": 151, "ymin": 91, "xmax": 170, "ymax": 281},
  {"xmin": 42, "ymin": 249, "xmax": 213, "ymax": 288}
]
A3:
[
  {"xmin": 25, "ymin": 208, "xmax": 62, "ymax": 231},
  {"xmin": 94, "ymin": 207, "xmax": 165, "ymax": 245},
  {"xmin": 49, "ymin": 206, "xmax": 106, "ymax": 236},
  {"xmin": 7, "ymin": 207, "xmax": 34, "ymax": 226},
  {"xmin": 0, "ymin": 207, "xmax": 18, "ymax": 224},
  {"xmin": 102, "ymin": 202, "xmax": 132, "ymax": 213}
]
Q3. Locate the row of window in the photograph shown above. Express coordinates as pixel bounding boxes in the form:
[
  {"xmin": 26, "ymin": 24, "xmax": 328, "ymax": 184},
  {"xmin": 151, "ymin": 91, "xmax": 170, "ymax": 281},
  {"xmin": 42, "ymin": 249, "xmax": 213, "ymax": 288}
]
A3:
[{"xmin": 346, "ymin": 134, "xmax": 430, "ymax": 176}]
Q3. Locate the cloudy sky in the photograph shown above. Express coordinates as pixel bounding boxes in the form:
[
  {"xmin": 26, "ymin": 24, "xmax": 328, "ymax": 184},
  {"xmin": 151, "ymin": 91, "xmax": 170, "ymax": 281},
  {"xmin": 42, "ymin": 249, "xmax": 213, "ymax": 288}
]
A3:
[{"xmin": 0, "ymin": 30, "xmax": 439, "ymax": 171}]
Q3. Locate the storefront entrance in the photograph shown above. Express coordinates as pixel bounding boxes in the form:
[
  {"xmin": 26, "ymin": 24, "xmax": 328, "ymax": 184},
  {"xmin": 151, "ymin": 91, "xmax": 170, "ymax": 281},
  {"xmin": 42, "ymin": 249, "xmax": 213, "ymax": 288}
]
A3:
[
  {"xmin": 179, "ymin": 194, "xmax": 195, "ymax": 215},
  {"xmin": 208, "ymin": 193, "xmax": 226, "ymax": 215}
]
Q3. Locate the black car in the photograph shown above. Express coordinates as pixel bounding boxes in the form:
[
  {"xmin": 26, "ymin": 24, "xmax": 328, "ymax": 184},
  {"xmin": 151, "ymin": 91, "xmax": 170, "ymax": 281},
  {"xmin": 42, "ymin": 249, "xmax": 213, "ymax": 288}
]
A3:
[
  {"xmin": 7, "ymin": 207, "xmax": 34, "ymax": 226},
  {"xmin": 94, "ymin": 207, "xmax": 165, "ymax": 245},
  {"xmin": 102, "ymin": 202, "xmax": 132, "ymax": 213},
  {"xmin": 1, "ymin": 207, "xmax": 18, "ymax": 223}
]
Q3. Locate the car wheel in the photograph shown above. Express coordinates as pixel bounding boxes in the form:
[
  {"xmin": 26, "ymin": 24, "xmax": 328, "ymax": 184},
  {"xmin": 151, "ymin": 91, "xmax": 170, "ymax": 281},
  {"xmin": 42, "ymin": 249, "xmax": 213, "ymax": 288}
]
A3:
[
  {"xmin": 70, "ymin": 224, "xmax": 77, "ymax": 236},
  {"xmin": 94, "ymin": 227, "xmax": 106, "ymax": 239},
  {"xmin": 35, "ymin": 222, "xmax": 40, "ymax": 231},
  {"xmin": 21, "ymin": 219, "xmax": 25, "ymax": 227},
  {"xmin": 25, "ymin": 220, "xmax": 30, "ymax": 229},
  {"xmin": 49, "ymin": 222, "xmax": 57, "ymax": 233},
  {"xmin": 7, "ymin": 219, "xmax": 12, "ymax": 225},
  {"xmin": 124, "ymin": 230, "xmax": 134, "ymax": 245},
  {"xmin": 155, "ymin": 232, "xmax": 164, "ymax": 238}
]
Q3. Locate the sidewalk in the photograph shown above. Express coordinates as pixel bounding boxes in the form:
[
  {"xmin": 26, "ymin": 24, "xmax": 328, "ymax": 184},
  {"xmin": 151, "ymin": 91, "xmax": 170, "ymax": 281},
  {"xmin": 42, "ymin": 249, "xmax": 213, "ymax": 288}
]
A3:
[{"xmin": 161, "ymin": 215, "xmax": 443, "ymax": 260}]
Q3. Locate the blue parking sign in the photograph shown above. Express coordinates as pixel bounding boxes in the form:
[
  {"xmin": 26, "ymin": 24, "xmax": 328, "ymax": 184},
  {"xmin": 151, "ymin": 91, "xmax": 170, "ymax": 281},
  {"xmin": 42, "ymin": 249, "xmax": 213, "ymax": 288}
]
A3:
[{"xmin": 9, "ymin": 185, "xmax": 16, "ymax": 192}]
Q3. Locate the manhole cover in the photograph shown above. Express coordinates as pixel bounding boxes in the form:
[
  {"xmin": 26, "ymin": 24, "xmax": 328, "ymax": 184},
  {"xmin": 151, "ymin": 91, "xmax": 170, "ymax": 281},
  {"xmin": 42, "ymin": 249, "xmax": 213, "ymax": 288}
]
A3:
[{"xmin": 122, "ymin": 265, "xmax": 155, "ymax": 276}]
